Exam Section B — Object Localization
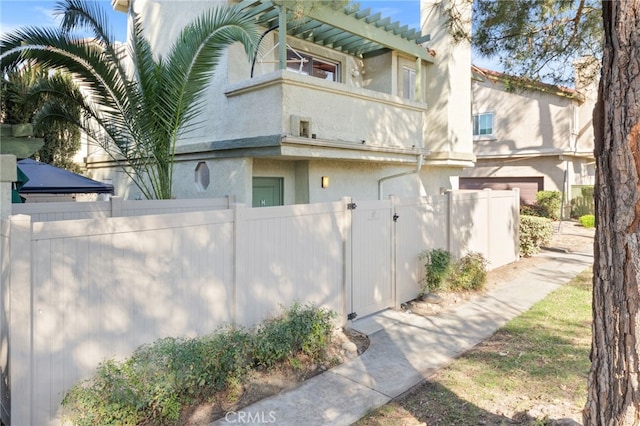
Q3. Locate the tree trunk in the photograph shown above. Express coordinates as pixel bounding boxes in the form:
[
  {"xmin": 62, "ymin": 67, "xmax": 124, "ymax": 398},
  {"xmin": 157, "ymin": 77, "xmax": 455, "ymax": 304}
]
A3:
[{"xmin": 584, "ymin": 1, "xmax": 640, "ymax": 425}]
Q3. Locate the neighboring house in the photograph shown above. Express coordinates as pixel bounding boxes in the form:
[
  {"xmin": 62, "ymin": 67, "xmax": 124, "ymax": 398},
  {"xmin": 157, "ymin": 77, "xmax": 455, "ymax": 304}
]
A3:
[
  {"xmin": 87, "ymin": 0, "xmax": 475, "ymax": 204},
  {"xmin": 461, "ymin": 65, "xmax": 597, "ymax": 206}
]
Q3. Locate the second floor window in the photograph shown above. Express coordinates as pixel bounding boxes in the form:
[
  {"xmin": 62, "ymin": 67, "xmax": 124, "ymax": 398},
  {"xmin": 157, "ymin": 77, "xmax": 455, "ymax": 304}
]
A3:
[
  {"xmin": 402, "ymin": 67, "xmax": 416, "ymax": 100},
  {"xmin": 287, "ymin": 48, "xmax": 339, "ymax": 82},
  {"xmin": 473, "ymin": 112, "xmax": 494, "ymax": 136}
]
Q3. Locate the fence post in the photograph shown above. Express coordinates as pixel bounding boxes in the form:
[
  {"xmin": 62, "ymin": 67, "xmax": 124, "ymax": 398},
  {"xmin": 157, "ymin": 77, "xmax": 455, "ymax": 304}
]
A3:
[
  {"xmin": 389, "ymin": 195, "xmax": 400, "ymax": 309},
  {"xmin": 513, "ymin": 188, "xmax": 521, "ymax": 260},
  {"xmin": 110, "ymin": 196, "xmax": 123, "ymax": 218},
  {"xmin": 446, "ymin": 190, "xmax": 453, "ymax": 253},
  {"xmin": 232, "ymin": 202, "xmax": 247, "ymax": 327},
  {"xmin": 1, "ymin": 155, "xmax": 16, "ymax": 219},
  {"xmin": 341, "ymin": 196, "xmax": 352, "ymax": 326},
  {"xmin": 8, "ymin": 214, "xmax": 33, "ymax": 425},
  {"xmin": 484, "ymin": 188, "xmax": 492, "ymax": 264}
]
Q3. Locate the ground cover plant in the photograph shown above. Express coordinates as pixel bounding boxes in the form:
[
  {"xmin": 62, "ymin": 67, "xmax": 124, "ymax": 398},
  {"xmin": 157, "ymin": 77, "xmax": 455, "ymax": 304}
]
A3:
[
  {"xmin": 418, "ymin": 249, "xmax": 488, "ymax": 294},
  {"xmin": 579, "ymin": 214, "xmax": 595, "ymax": 228},
  {"xmin": 356, "ymin": 268, "xmax": 592, "ymax": 425},
  {"xmin": 62, "ymin": 302, "xmax": 336, "ymax": 425},
  {"xmin": 519, "ymin": 215, "xmax": 553, "ymax": 256}
]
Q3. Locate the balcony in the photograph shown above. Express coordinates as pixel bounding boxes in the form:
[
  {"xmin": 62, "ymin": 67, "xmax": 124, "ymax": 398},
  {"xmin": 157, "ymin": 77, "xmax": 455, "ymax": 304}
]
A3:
[{"xmin": 221, "ymin": 70, "xmax": 429, "ymax": 164}]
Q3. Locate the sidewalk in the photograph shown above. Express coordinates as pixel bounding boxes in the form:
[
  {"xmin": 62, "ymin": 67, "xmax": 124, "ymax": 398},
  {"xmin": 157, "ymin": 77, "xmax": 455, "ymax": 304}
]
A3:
[{"xmin": 212, "ymin": 248, "xmax": 593, "ymax": 426}]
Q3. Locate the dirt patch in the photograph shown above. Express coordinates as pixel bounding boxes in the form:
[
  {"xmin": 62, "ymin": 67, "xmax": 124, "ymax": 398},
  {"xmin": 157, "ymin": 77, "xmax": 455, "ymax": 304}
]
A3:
[{"xmin": 178, "ymin": 328, "xmax": 369, "ymax": 424}]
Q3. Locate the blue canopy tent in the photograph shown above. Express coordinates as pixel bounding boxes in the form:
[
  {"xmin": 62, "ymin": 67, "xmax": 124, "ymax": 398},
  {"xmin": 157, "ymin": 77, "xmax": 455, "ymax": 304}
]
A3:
[{"xmin": 15, "ymin": 159, "xmax": 114, "ymax": 202}]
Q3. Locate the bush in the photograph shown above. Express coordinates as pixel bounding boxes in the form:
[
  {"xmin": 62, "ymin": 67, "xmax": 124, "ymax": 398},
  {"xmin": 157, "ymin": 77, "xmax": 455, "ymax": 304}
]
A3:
[
  {"xmin": 578, "ymin": 214, "xmax": 595, "ymax": 228},
  {"xmin": 520, "ymin": 215, "xmax": 553, "ymax": 257},
  {"xmin": 520, "ymin": 191, "xmax": 562, "ymax": 220},
  {"xmin": 535, "ymin": 190, "xmax": 562, "ymax": 220},
  {"xmin": 62, "ymin": 328, "xmax": 253, "ymax": 425},
  {"xmin": 252, "ymin": 302, "xmax": 336, "ymax": 368},
  {"xmin": 449, "ymin": 252, "xmax": 489, "ymax": 291},
  {"xmin": 419, "ymin": 249, "xmax": 488, "ymax": 293},
  {"xmin": 62, "ymin": 303, "xmax": 335, "ymax": 425},
  {"xmin": 418, "ymin": 248, "xmax": 454, "ymax": 293}
]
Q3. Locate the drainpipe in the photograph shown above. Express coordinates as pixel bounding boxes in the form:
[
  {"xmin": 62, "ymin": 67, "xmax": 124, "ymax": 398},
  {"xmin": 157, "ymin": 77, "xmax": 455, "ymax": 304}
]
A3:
[{"xmin": 378, "ymin": 154, "xmax": 425, "ymax": 200}]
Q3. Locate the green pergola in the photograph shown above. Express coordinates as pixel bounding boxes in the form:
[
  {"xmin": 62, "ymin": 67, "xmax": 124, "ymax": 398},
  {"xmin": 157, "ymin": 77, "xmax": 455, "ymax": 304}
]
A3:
[{"xmin": 236, "ymin": 0, "xmax": 434, "ymax": 68}]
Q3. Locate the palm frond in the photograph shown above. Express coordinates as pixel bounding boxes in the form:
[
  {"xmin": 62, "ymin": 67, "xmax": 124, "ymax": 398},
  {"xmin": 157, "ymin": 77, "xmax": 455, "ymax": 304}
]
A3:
[
  {"xmin": 55, "ymin": 0, "xmax": 115, "ymax": 47},
  {"xmin": 163, "ymin": 5, "xmax": 259, "ymax": 132}
]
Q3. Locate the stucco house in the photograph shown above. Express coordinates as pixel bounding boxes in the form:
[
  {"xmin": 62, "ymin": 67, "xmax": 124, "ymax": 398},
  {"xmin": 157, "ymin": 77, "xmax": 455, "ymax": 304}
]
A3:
[
  {"xmin": 85, "ymin": 0, "xmax": 475, "ymax": 204},
  {"xmin": 460, "ymin": 65, "xmax": 596, "ymax": 207}
]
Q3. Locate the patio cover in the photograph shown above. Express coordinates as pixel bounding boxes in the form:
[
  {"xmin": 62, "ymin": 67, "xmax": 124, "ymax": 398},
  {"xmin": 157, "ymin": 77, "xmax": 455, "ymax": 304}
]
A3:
[{"xmin": 16, "ymin": 158, "xmax": 114, "ymax": 194}]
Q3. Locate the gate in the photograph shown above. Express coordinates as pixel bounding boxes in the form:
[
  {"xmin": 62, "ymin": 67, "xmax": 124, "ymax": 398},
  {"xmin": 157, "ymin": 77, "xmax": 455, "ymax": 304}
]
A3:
[{"xmin": 348, "ymin": 199, "xmax": 394, "ymax": 320}]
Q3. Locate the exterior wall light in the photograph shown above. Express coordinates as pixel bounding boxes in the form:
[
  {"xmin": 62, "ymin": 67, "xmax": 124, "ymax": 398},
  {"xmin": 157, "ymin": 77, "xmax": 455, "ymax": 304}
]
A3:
[{"xmin": 321, "ymin": 176, "xmax": 330, "ymax": 188}]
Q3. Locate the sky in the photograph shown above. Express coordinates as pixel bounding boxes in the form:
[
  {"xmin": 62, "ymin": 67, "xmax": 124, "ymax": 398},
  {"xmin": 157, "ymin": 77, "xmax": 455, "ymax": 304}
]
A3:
[
  {"xmin": 0, "ymin": 0, "xmax": 493, "ymax": 68},
  {"xmin": 0, "ymin": 1, "xmax": 422, "ymax": 43}
]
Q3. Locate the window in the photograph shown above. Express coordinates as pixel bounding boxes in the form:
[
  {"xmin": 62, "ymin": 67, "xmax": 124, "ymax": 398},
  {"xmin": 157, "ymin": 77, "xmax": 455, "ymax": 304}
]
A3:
[
  {"xmin": 286, "ymin": 48, "xmax": 339, "ymax": 82},
  {"xmin": 473, "ymin": 113, "xmax": 494, "ymax": 136},
  {"xmin": 571, "ymin": 104, "xmax": 579, "ymax": 135},
  {"xmin": 194, "ymin": 161, "xmax": 210, "ymax": 191},
  {"xmin": 402, "ymin": 67, "xmax": 416, "ymax": 100}
]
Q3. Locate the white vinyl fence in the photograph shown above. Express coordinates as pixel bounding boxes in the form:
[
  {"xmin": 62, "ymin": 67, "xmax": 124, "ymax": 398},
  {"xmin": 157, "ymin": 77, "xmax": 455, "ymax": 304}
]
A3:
[
  {"xmin": 11, "ymin": 195, "xmax": 233, "ymax": 222},
  {"xmin": 1, "ymin": 190, "xmax": 519, "ymax": 425}
]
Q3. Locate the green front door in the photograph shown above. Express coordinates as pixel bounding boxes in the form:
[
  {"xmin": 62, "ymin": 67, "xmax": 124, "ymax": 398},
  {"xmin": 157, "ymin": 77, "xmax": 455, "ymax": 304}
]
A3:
[{"xmin": 252, "ymin": 177, "xmax": 284, "ymax": 207}]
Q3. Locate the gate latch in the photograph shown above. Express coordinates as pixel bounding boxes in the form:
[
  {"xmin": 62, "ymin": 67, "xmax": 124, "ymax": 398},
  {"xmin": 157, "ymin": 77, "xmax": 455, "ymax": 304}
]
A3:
[
  {"xmin": 347, "ymin": 312, "xmax": 358, "ymax": 321},
  {"xmin": 347, "ymin": 203, "xmax": 357, "ymax": 210},
  {"xmin": 393, "ymin": 213, "xmax": 399, "ymax": 222}
]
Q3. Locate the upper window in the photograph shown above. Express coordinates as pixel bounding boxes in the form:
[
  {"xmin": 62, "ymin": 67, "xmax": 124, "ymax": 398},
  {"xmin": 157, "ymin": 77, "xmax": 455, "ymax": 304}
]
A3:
[
  {"xmin": 402, "ymin": 67, "xmax": 416, "ymax": 100},
  {"xmin": 473, "ymin": 112, "xmax": 494, "ymax": 136},
  {"xmin": 287, "ymin": 48, "xmax": 339, "ymax": 82}
]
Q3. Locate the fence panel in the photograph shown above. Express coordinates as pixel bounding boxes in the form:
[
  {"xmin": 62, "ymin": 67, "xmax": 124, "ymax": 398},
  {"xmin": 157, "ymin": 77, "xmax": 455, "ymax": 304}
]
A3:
[
  {"xmin": 486, "ymin": 190, "xmax": 520, "ymax": 269},
  {"xmin": 448, "ymin": 190, "xmax": 491, "ymax": 259},
  {"xmin": 3, "ymin": 190, "xmax": 519, "ymax": 425},
  {"xmin": 350, "ymin": 199, "xmax": 394, "ymax": 319},
  {"xmin": 12, "ymin": 200, "xmax": 111, "ymax": 221},
  {"xmin": 236, "ymin": 202, "xmax": 347, "ymax": 328},
  {"xmin": 394, "ymin": 195, "xmax": 449, "ymax": 305},
  {"xmin": 0, "ymin": 219, "xmax": 9, "ymax": 425},
  {"xmin": 12, "ymin": 196, "xmax": 232, "ymax": 221},
  {"xmin": 30, "ymin": 210, "xmax": 235, "ymax": 423},
  {"xmin": 118, "ymin": 197, "xmax": 232, "ymax": 217}
]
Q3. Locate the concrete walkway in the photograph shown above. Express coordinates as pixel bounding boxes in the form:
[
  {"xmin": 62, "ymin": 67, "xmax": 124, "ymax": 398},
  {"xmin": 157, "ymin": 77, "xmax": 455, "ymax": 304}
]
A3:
[{"xmin": 212, "ymin": 248, "xmax": 593, "ymax": 426}]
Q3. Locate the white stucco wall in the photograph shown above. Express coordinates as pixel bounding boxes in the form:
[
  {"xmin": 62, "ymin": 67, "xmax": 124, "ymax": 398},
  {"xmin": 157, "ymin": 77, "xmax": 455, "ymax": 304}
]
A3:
[
  {"xmin": 472, "ymin": 78, "xmax": 578, "ymax": 155},
  {"xmin": 421, "ymin": 0, "xmax": 473, "ymax": 155},
  {"xmin": 89, "ymin": 0, "xmax": 466, "ymax": 202}
]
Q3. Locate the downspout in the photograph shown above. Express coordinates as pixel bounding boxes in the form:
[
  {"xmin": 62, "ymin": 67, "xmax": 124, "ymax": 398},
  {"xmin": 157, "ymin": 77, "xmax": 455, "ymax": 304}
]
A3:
[{"xmin": 378, "ymin": 154, "xmax": 425, "ymax": 200}]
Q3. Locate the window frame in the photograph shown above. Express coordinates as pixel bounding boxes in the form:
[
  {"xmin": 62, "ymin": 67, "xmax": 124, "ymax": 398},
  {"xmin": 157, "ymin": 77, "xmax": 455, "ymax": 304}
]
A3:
[
  {"xmin": 286, "ymin": 48, "xmax": 341, "ymax": 82},
  {"xmin": 473, "ymin": 112, "xmax": 495, "ymax": 137},
  {"xmin": 402, "ymin": 66, "xmax": 417, "ymax": 101}
]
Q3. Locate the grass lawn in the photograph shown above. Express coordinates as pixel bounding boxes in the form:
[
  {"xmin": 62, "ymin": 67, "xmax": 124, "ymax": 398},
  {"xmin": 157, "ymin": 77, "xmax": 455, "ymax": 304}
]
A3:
[{"xmin": 356, "ymin": 267, "xmax": 593, "ymax": 425}]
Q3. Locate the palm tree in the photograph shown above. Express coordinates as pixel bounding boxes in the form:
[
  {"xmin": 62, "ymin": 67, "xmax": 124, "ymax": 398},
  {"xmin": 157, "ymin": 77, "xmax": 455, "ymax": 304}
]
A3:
[
  {"xmin": 1, "ymin": 64, "xmax": 82, "ymax": 172},
  {"xmin": 1, "ymin": 0, "xmax": 259, "ymax": 199}
]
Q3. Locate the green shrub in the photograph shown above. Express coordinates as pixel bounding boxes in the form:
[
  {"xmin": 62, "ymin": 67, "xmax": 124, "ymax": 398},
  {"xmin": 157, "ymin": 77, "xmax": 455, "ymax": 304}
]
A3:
[
  {"xmin": 520, "ymin": 215, "xmax": 553, "ymax": 257},
  {"xmin": 520, "ymin": 203, "xmax": 545, "ymax": 217},
  {"xmin": 252, "ymin": 302, "xmax": 336, "ymax": 368},
  {"xmin": 62, "ymin": 329, "xmax": 253, "ymax": 425},
  {"xmin": 535, "ymin": 190, "xmax": 562, "ymax": 220},
  {"xmin": 449, "ymin": 252, "xmax": 489, "ymax": 291},
  {"xmin": 418, "ymin": 248, "xmax": 454, "ymax": 293},
  {"xmin": 578, "ymin": 214, "xmax": 595, "ymax": 228},
  {"xmin": 520, "ymin": 191, "xmax": 563, "ymax": 220},
  {"xmin": 419, "ymin": 250, "xmax": 489, "ymax": 293},
  {"xmin": 62, "ymin": 303, "xmax": 335, "ymax": 425}
]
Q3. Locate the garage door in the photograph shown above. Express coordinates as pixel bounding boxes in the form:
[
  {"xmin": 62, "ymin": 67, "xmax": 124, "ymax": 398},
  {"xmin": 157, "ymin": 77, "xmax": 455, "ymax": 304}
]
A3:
[{"xmin": 459, "ymin": 177, "xmax": 543, "ymax": 205}]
